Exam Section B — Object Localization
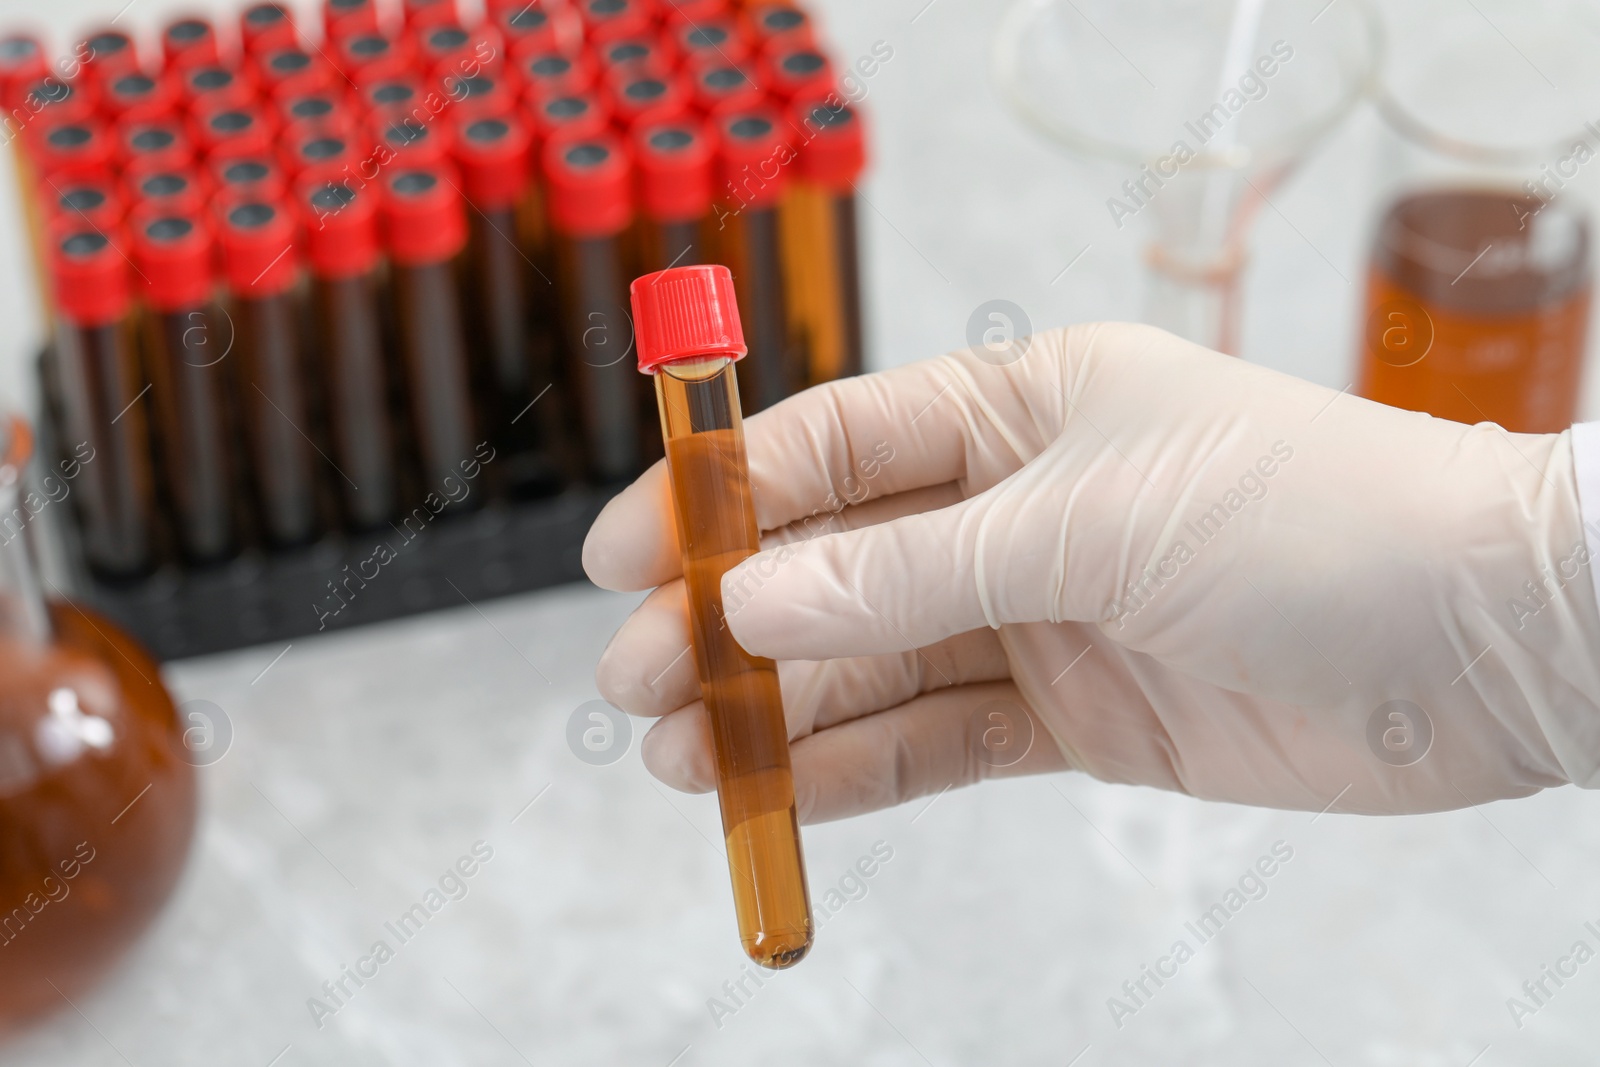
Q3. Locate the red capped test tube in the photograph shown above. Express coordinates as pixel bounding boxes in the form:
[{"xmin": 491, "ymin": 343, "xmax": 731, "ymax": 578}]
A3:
[
  {"xmin": 193, "ymin": 104, "xmax": 276, "ymax": 163},
  {"xmin": 127, "ymin": 170, "xmax": 209, "ymax": 217},
  {"xmin": 779, "ymin": 97, "xmax": 866, "ymax": 385},
  {"xmin": 404, "ymin": 0, "xmax": 461, "ymax": 33},
  {"xmin": 671, "ymin": 18, "xmax": 751, "ymax": 70},
  {"xmin": 255, "ymin": 47, "xmax": 336, "ymax": 101},
  {"xmin": 496, "ymin": 4, "xmax": 562, "ymax": 61},
  {"xmin": 217, "ymin": 201, "xmax": 320, "ymax": 547},
  {"xmin": 131, "ymin": 209, "xmax": 237, "ymax": 563},
  {"xmin": 241, "ymin": 3, "xmax": 301, "ymax": 58},
  {"xmin": 712, "ymin": 108, "xmax": 796, "ymax": 412},
  {"xmin": 298, "ymin": 177, "xmax": 396, "ymax": 529},
  {"xmin": 278, "ymin": 89, "xmax": 353, "ymax": 134},
  {"xmin": 761, "ymin": 43, "xmax": 834, "ymax": 106},
  {"xmin": 120, "ymin": 118, "xmax": 194, "ymax": 175},
  {"xmin": 455, "ymin": 113, "xmax": 564, "ymax": 492},
  {"xmin": 180, "ymin": 64, "xmax": 259, "ymax": 115},
  {"xmin": 746, "ymin": 4, "xmax": 814, "ymax": 50},
  {"xmin": 632, "ymin": 118, "xmax": 713, "ymax": 272},
  {"xmin": 370, "ymin": 112, "xmax": 454, "ymax": 167},
  {"xmin": 597, "ymin": 37, "xmax": 678, "ymax": 75},
  {"xmin": 606, "ymin": 67, "xmax": 690, "ymax": 131},
  {"xmin": 0, "ymin": 35, "xmax": 50, "ymax": 111},
  {"xmin": 360, "ymin": 75, "xmax": 424, "ymax": 116},
  {"xmin": 380, "ymin": 167, "xmax": 480, "ymax": 501},
  {"xmin": 212, "ymin": 155, "xmax": 288, "ymax": 203},
  {"xmin": 518, "ymin": 50, "xmax": 598, "ymax": 104},
  {"xmin": 29, "ymin": 119, "xmax": 116, "ymax": 182},
  {"xmin": 630, "ymin": 262, "xmax": 814, "ymax": 970},
  {"xmin": 335, "ymin": 32, "xmax": 416, "ymax": 87},
  {"xmin": 417, "ymin": 23, "xmax": 504, "ymax": 83},
  {"xmin": 48, "ymin": 224, "xmax": 157, "ymax": 577},
  {"xmin": 48, "ymin": 177, "xmax": 125, "ymax": 231},
  {"xmin": 690, "ymin": 63, "xmax": 763, "ymax": 116},
  {"xmin": 543, "ymin": 134, "xmax": 640, "ymax": 481},
  {"xmin": 578, "ymin": 0, "xmax": 652, "ymax": 46}
]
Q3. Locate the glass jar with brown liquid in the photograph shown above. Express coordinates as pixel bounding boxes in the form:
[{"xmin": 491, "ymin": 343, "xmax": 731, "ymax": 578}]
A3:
[{"xmin": 0, "ymin": 414, "xmax": 197, "ymax": 1033}]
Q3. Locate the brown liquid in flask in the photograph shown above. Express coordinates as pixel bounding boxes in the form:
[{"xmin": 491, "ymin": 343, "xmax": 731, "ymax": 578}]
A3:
[
  {"xmin": 0, "ymin": 415, "xmax": 198, "ymax": 1032},
  {"xmin": 1357, "ymin": 189, "xmax": 1591, "ymax": 433},
  {"xmin": 631, "ymin": 264, "xmax": 814, "ymax": 970}
]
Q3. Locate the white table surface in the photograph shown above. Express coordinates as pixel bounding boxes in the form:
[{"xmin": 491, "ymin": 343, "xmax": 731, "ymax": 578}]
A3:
[{"xmin": 5, "ymin": 1, "xmax": 1600, "ymax": 1064}]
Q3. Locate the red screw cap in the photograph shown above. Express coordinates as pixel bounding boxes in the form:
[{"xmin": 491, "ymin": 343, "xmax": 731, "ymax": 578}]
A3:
[
  {"xmin": 297, "ymin": 175, "xmax": 381, "ymax": 278},
  {"xmin": 193, "ymin": 103, "xmax": 277, "ymax": 162},
  {"xmin": 255, "ymin": 47, "xmax": 336, "ymax": 100},
  {"xmin": 633, "ymin": 119, "xmax": 711, "ymax": 223},
  {"xmin": 277, "ymin": 90, "xmax": 354, "ymax": 134},
  {"xmin": 30, "ymin": 119, "xmax": 116, "ymax": 181},
  {"xmin": 336, "ymin": 32, "xmax": 417, "ymax": 86},
  {"xmin": 714, "ymin": 108, "xmax": 791, "ymax": 208},
  {"xmin": 531, "ymin": 92, "xmax": 612, "ymax": 150},
  {"xmin": 180, "ymin": 64, "xmax": 259, "ymax": 114},
  {"xmin": 283, "ymin": 125, "xmax": 357, "ymax": 181},
  {"xmin": 405, "ymin": 0, "xmax": 462, "ymax": 33},
  {"xmin": 579, "ymin": 0, "xmax": 652, "ymax": 46},
  {"xmin": 102, "ymin": 71, "xmax": 182, "ymax": 125},
  {"xmin": 789, "ymin": 97, "xmax": 865, "ymax": 191},
  {"xmin": 747, "ymin": 4, "xmax": 814, "ymax": 49},
  {"xmin": 761, "ymin": 43, "xmax": 834, "ymax": 104},
  {"xmin": 211, "ymin": 155, "xmax": 288, "ymax": 203},
  {"xmin": 324, "ymin": 0, "xmax": 381, "ymax": 41},
  {"xmin": 691, "ymin": 63, "xmax": 763, "ymax": 116},
  {"xmin": 671, "ymin": 19, "xmax": 750, "ymax": 69},
  {"xmin": 162, "ymin": 16, "xmax": 222, "ymax": 71},
  {"xmin": 241, "ymin": 3, "xmax": 300, "ymax": 58},
  {"xmin": 130, "ymin": 208, "xmax": 215, "ymax": 311},
  {"xmin": 418, "ymin": 22, "xmax": 505, "ymax": 82},
  {"xmin": 14, "ymin": 78, "xmax": 99, "ymax": 126},
  {"xmin": 381, "ymin": 166, "xmax": 467, "ymax": 265},
  {"xmin": 361, "ymin": 75, "xmax": 424, "ymax": 116},
  {"xmin": 126, "ymin": 169, "xmax": 210, "ymax": 217},
  {"xmin": 543, "ymin": 134, "xmax": 632, "ymax": 237},
  {"xmin": 442, "ymin": 70, "xmax": 518, "ymax": 120},
  {"xmin": 47, "ymin": 177, "xmax": 125, "ymax": 231},
  {"xmin": 518, "ymin": 50, "xmax": 597, "ymax": 104},
  {"xmin": 497, "ymin": 4, "xmax": 560, "ymax": 61},
  {"xmin": 119, "ymin": 119, "xmax": 195, "ymax": 175},
  {"xmin": 217, "ymin": 200, "xmax": 300, "ymax": 296},
  {"xmin": 606, "ymin": 68, "xmax": 690, "ymax": 131},
  {"xmin": 50, "ymin": 223, "xmax": 132, "ymax": 326},
  {"xmin": 662, "ymin": 0, "xmax": 728, "ymax": 22},
  {"xmin": 454, "ymin": 113, "xmax": 531, "ymax": 209},
  {"xmin": 371, "ymin": 112, "xmax": 456, "ymax": 167},
  {"xmin": 75, "ymin": 28, "xmax": 142, "ymax": 90},
  {"xmin": 629, "ymin": 263, "xmax": 745, "ymax": 374},
  {"xmin": 598, "ymin": 36, "xmax": 678, "ymax": 75}
]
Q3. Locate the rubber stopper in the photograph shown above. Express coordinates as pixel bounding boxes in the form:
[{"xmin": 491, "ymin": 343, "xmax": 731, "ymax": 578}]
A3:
[
  {"xmin": 542, "ymin": 134, "xmax": 632, "ymax": 237},
  {"xmin": 790, "ymin": 97, "xmax": 865, "ymax": 190},
  {"xmin": 714, "ymin": 108, "xmax": 791, "ymax": 208},
  {"xmin": 454, "ymin": 114, "xmax": 531, "ymax": 208},
  {"xmin": 297, "ymin": 175, "xmax": 380, "ymax": 278},
  {"xmin": 130, "ymin": 208, "xmax": 214, "ymax": 311},
  {"xmin": 49, "ymin": 223, "xmax": 131, "ymax": 326},
  {"xmin": 633, "ymin": 120, "xmax": 711, "ymax": 223},
  {"xmin": 381, "ymin": 167, "xmax": 467, "ymax": 265},
  {"xmin": 629, "ymin": 263, "xmax": 745, "ymax": 374},
  {"xmin": 217, "ymin": 200, "xmax": 299, "ymax": 295}
]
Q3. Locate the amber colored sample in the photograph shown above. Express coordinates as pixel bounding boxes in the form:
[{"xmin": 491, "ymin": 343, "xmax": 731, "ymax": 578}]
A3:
[
  {"xmin": 1357, "ymin": 189, "xmax": 1591, "ymax": 433},
  {"xmin": 656, "ymin": 357, "xmax": 813, "ymax": 969}
]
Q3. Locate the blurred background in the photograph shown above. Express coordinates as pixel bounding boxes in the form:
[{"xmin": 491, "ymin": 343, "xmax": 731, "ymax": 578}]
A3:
[{"xmin": 4, "ymin": 0, "xmax": 1600, "ymax": 1063}]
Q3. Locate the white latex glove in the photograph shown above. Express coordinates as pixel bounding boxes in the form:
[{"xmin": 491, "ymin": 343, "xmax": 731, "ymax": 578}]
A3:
[{"xmin": 583, "ymin": 322, "xmax": 1600, "ymax": 822}]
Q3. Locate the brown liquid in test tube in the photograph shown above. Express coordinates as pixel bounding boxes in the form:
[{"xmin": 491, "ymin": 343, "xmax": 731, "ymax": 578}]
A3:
[
  {"xmin": 1358, "ymin": 189, "xmax": 1591, "ymax": 433},
  {"xmin": 713, "ymin": 109, "xmax": 800, "ymax": 414},
  {"xmin": 47, "ymin": 226, "xmax": 155, "ymax": 577},
  {"xmin": 780, "ymin": 98, "xmax": 866, "ymax": 385},
  {"xmin": 218, "ymin": 201, "xmax": 320, "ymax": 547},
  {"xmin": 380, "ymin": 167, "xmax": 480, "ymax": 504},
  {"xmin": 131, "ymin": 210, "xmax": 238, "ymax": 563},
  {"xmin": 633, "ymin": 264, "xmax": 814, "ymax": 969},
  {"xmin": 298, "ymin": 178, "xmax": 397, "ymax": 530}
]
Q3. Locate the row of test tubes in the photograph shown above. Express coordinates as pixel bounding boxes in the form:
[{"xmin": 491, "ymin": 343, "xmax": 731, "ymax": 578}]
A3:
[{"xmin": 1, "ymin": 0, "xmax": 866, "ymax": 580}]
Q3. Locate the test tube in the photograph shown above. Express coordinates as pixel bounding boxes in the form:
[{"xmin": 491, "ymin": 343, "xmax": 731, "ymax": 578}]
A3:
[
  {"xmin": 180, "ymin": 64, "xmax": 259, "ymax": 115},
  {"xmin": 298, "ymin": 177, "xmax": 396, "ymax": 528},
  {"xmin": 760, "ymin": 43, "xmax": 834, "ymax": 107},
  {"xmin": 335, "ymin": 32, "xmax": 416, "ymax": 87},
  {"xmin": 779, "ymin": 98, "xmax": 865, "ymax": 385},
  {"xmin": 211, "ymin": 155, "xmax": 287, "ymax": 203},
  {"xmin": 49, "ymin": 178, "xmax": 125, "ymax": 232},
  {"xmin": 119, "ymin": 118, "xmax": 193, "ymax": 175},
  {"xmin": 746, "ymin": 4, "xmax": 814, "ymax": 51},
  {"xmin": 543, "ymin": 134, "xmax": 640, "ymax": 482},
  {"xmin": 28, "ymin": 118, "xmax": 116, "ymax": 183},
  {"xmin": 454, "ymin": 113, "xmax": 563, "ymax": 493},
  {"xmin": 405, "ymin": 0, "xmax": 461, "ymax": 34},
  {"xmin": 632, "ymin": 119, "xmax": 713, "ymax": 273},
  {"xmin": 605, "ymin": 67, "xmax": 691, "ymax": 132},
  {"xmin": 217, "ymin": 200, "xmax": 320, "ymax": 546},
  {"xmin": 48, "ymin": 224, "xmax": 156, "ymax": 577},
  {"xmin": 193, "ymin": 104, "xmax": 276, "ymax": 164},
  {"xmin": 255, "ymin": 47, "xmax": 336, "ymax": 102},
  {"xmin": 712, "ymin": 108, "xmax": 796, "ymax": 413},
  {"xmin": 0, "ymin": 35, "xmax": 49, "ymax": 112},
  {"xmin": 518, "ymin": 51, "xmax": 598, "ymax": 104},
  {"xmin": 669, "ymin": 18, "xmax": 751, "ymax": 70},
  {"xmin": 689, "ymin": 63, "xmax": 763, "ymax": 117},
  {"xmin": 324, "ymin": 0, "xmax": 381, "ymax": 42},
  {"xmin": 578, "ymin": 0, "xmax": 652, "ymax": 47},
  {"xmin": 380, "ymin": 166, "xmax": 479, "ymax": 501},
  {"xmin": 131, "ymin": 209, "xmax": 237, "ymax": 562},
  {"xmin": 630, "ymin": 262, "xmax": 813, "ymax": 969}
]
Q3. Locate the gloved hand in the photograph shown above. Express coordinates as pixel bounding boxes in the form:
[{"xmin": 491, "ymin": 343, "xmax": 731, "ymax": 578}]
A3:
[{"xmin": 584, "ymin": 322, "xmax": 1600, "ymax": 822}]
